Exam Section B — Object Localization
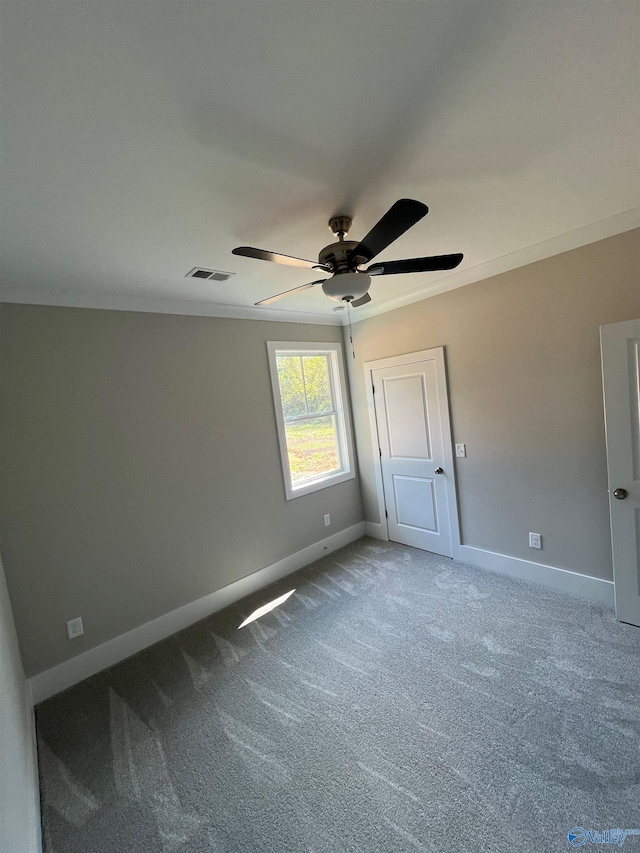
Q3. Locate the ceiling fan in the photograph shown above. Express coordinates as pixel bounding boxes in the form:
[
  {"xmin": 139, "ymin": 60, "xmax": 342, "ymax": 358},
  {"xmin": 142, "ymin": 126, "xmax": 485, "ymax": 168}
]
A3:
[{"xmin": 233, "ymin": 199, "xmax": 463, "ymax": 308}]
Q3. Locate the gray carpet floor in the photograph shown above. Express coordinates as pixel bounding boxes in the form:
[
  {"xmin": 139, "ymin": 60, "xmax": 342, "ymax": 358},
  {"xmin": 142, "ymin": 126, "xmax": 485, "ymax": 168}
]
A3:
[{"xmin": 36, "ymin": 538, "xmax": 640, "ymax": 852}]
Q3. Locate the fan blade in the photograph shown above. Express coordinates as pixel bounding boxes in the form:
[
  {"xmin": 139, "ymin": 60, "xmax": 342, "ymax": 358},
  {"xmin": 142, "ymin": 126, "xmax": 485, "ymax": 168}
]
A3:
[
  {"xmin": 254, "ymin": 280, "xmax": 326, "ymax": 306},
  {"xmin": 351, "ymin": 293, "xmax": 372, "ymax": 308},
  {"xmin": 350, "ymin": 199, "xmax": 428, "ymax": 264},
  {"xmin": 233, "ymin": 246, "xmax": 329, "ymax": 271},
  {"xmin": 367, "ymin": 253, "xmax": 463, "ymax": 276}
]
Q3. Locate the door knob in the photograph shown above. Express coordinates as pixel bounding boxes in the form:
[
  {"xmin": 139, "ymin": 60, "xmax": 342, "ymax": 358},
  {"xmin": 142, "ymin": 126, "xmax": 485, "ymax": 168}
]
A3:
[
  {"xmin": 434, "ymin": 467, "xmax": 444, "ymax": 474},
  {"xmin": 613, "ymin": 488, "xmax": 628, "ymax": 500}
]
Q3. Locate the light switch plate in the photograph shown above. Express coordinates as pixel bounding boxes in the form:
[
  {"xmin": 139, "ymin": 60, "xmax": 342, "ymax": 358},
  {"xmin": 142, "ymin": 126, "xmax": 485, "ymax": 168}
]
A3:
[{"xmin": 455, "ymin": 444, "xmax": 466, "ymax": 457}]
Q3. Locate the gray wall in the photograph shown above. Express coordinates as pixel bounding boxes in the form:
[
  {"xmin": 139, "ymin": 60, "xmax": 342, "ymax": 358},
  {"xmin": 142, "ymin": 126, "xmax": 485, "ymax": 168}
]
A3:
[
  {"xmin": 0, "ymin": 306, "xmax": 362, "ymax": 676},
  {"xmin": 347, "ymin": 229, "xmax": 640, "ymax": 582},
  {"xmin": 0, "ymin": 551, "xmax": 41, "ymax": 853}
]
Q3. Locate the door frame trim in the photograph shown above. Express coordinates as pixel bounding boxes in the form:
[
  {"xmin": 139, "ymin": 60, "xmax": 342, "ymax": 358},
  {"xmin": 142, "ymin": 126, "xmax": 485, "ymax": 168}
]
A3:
[
  {"xmin": 363, "ymin": 347, "xmax": 462, "ymax": 560},
  {"xmin": 600, "ymin": 317, "xmax": 640, "ymax": 624}
]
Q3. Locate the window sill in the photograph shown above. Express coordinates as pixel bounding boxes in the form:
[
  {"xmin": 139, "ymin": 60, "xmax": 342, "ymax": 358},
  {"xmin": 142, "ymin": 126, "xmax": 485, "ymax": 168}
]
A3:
[{"xmin": 285, "ymin": 468, "xmax": 356, "ymax": 500}]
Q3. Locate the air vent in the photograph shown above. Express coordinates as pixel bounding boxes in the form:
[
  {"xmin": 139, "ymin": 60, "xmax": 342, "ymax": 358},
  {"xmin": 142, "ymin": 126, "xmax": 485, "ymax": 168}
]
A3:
[{"xmin": 186, "ymin": 267, "xmax": 235, "ymax": 282}]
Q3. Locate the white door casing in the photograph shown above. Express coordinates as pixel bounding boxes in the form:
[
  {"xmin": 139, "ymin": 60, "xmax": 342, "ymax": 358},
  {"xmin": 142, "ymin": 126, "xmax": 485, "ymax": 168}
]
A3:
[
  {"xmin": 601, "ymin": 318, "xmax": 640, "ymax": 627},
  {"xmin": 364, "ymin": 348, "xmax": 460, "ymax": 559}
]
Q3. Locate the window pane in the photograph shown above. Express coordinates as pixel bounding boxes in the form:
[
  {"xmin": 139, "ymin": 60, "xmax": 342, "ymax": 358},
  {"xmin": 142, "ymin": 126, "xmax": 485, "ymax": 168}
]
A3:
[
  {"xmin": 302, "ymin": 355, "xmax": 332, "ymax": 414},
  {"xmin": 284, "ymin": 416, "xmax": 340, "ymax": 484},
  {"xmin": 276, "ymin": 356, "xmax": 306, "ymax": 418}
]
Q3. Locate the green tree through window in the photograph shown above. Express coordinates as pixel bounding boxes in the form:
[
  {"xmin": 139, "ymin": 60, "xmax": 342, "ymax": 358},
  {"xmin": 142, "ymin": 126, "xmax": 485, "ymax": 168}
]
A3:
[{"xmin": 276, "ymin": 355, "xmax": 332, "ymax": 419}]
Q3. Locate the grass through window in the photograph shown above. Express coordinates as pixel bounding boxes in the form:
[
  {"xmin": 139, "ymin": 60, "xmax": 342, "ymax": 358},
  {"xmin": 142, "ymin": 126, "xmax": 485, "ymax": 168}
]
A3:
[{"xmin": 284, "ymin": 417, "xmax": 340, "ymax": 483}]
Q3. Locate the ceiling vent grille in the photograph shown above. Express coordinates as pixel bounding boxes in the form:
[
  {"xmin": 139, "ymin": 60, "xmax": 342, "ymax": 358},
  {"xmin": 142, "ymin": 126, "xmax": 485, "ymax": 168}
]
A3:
[{"xmin": 186, "ymin": 267, "xmax": 235, "ymax": 282}]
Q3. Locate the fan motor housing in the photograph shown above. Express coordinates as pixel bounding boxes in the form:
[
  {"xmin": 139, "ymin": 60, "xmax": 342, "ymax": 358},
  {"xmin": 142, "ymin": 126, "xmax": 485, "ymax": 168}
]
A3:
[{"xmin": 318, "ymin": 240, "xmax": 360, "ymax": 274}]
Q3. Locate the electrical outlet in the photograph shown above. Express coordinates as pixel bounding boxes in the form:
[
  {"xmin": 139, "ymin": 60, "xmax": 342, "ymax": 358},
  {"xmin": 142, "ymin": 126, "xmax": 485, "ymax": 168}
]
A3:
[
  {"xmin": 324, "ymin": 514, "xmax": 331, "ymax": 527},
  {"xmin": 67, "ymin": 617, "xmax": 84, "ymax": 639},
  {"xmin": 529, "ymin": 532, "xmax": 542, "ymax": 550},
  {"xmin": 455, "ymin": 444, "xmax": 466, "ymax": 458}
]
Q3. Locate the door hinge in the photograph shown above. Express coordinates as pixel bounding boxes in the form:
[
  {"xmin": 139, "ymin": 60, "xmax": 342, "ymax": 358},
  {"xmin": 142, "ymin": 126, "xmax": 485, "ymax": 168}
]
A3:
[
  {"xmin": 379, "ymin": 447, "xmax": 382, "ymax": 458},
  {"xmin": 385, "ymin": 510, "xmax": 388, "ymax": 518},
  {"xmin": 372, "ymin": 384, "xmax": 375, "ymax": 394}
]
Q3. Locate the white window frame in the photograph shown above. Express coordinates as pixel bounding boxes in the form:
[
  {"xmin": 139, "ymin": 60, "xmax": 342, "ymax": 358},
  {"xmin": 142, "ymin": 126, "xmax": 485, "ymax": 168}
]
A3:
[{"xmin": 267, "ymin": 341, "xmax": 355, "ymax": 500}]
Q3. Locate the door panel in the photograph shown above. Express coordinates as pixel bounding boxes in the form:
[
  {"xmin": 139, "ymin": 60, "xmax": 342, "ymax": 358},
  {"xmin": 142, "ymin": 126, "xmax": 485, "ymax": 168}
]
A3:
[
  {"xmin": 384, "ymin": 375, "xmax": 430, "ymax": 459},
  {"xmin": 393, "ymin": 475, "xmax": 438, "ymax": 531},
  {"xmin": 601, "ymin": 319, "xmax": 640, "ymax": 627},
  {"xmin": 373, "ymin": 357, "xmax": 453, "ymax": 557}
]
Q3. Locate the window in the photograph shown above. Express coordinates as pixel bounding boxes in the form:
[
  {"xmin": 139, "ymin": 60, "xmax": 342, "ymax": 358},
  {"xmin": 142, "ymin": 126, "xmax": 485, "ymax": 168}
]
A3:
[{"xmin": 267, "ymin": 341, "xmax": 355, "ymax": 499}]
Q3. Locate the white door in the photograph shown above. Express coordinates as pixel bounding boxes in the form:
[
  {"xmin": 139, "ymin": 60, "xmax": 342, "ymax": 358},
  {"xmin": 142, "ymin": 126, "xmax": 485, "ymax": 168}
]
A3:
[
  {"xmin": 601, "ymin": 318, "xmax": 640, "ymax": 627},
  {"xmin": 371, "ymin": 349, "xmax": 456, "ymax": 557}
]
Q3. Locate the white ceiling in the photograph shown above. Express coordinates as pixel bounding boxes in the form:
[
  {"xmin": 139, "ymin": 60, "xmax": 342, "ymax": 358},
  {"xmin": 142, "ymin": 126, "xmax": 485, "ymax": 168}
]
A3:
[{"xmin": 1, "ymin": 1, "xmax": 638, "ymax": 325}]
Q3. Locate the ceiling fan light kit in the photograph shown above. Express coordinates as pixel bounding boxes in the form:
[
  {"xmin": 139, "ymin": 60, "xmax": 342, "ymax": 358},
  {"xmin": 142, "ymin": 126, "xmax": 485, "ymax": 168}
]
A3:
[
  {"xmin": 322, "ymin": 271, "xmax": 371, "ymax": 303},
  {"xmin": 232, "ymin": 198, "xmax": 463, "ymax": 308}
]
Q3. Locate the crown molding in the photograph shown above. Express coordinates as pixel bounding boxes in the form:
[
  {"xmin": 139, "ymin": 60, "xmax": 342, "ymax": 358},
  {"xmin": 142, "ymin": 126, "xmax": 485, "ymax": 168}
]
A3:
[
  {"xmin": 348, "ymin": 207, "xmax": 640, "ymax": 324},
  {"xmin": 0, "ymin": 289, "xmax": 342, "ymax": 326}
]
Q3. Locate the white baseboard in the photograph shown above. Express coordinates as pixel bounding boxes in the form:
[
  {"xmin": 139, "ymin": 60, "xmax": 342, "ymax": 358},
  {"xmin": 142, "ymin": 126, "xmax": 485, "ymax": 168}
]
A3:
[
  {"xmin": 28, "ymin": 528, "xmax": 614, "ymax": 705},
  {"xmin": 364, "ymin": 521, "xmax": 388, "ymax": 541},
  {"xmin": 459, "ymin": 545, "xmax": 615, "ymax": 607},
  {"xmin": 29, "ymin": 523, "xmax": 365, "ymax": 705}
]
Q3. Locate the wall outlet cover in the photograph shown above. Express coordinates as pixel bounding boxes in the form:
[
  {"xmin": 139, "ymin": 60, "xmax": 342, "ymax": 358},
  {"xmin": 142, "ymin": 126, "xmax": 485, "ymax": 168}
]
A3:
[
  {"xmin": 529, "ymin": 533, "xmax": 542, "ymax": 550},
  {"xmin": 67, "ymin": 617, "xmax": 84, "ymax": 639},
  {"xmin": 324, "ymin": 514, "xmax": 331, "ymax": 527}
]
